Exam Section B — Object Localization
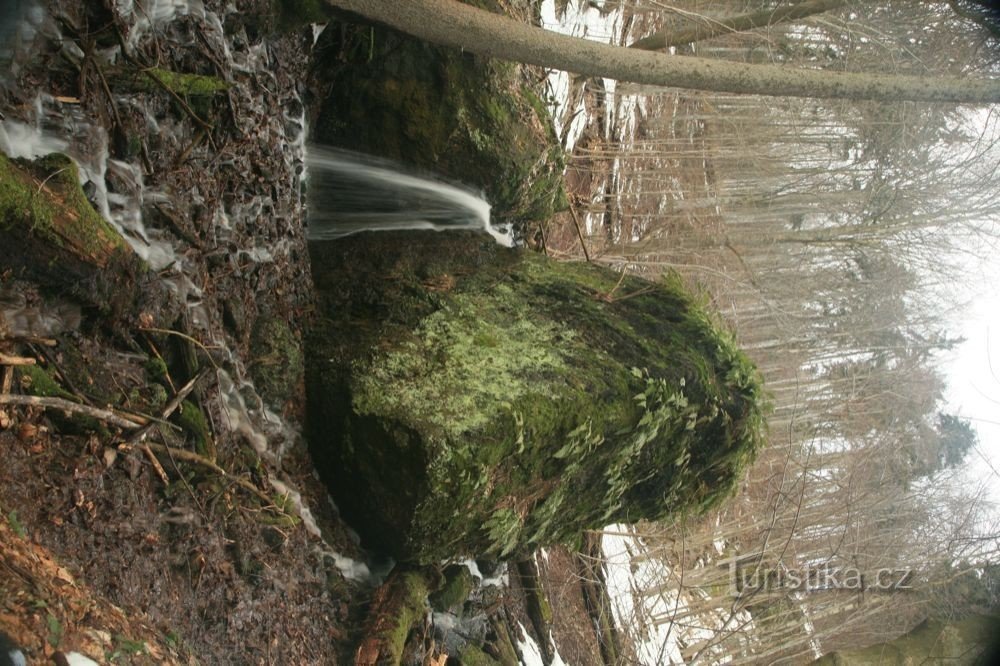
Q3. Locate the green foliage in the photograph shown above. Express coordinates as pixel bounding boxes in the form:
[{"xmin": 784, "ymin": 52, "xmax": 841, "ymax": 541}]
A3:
[
  {"xmin": 46, "ymin": 614, "xmax": 63, "ymax": 647},
  {"xmin": 936, "ymin": 413, "xmax": 977, "ymax": 470},
  {"xmin": 308, "ymin": 234, "xmax": 767, "ymax": 562}
]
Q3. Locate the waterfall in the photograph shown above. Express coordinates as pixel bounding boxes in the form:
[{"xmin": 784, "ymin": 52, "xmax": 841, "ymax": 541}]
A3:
[{"xmin": 305, "ymin": 146, "xmax": 513, "ymax": 246}]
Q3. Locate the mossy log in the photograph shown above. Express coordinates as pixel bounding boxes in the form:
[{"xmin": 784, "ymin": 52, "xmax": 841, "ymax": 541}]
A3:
[
  {"xmin": 354, "ymin": 566, "xmax": 439, "ymax": 666},
  {"xmin": 0, "ymin": 152, "xmax": 164, "ymax": 328},
  {"xmin": 307, "ymin": 231, "xmax": 767, "ymax": 563}
]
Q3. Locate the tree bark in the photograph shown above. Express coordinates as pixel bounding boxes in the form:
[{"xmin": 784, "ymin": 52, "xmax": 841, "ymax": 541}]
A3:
[
  {"xmin": 324, "ymin": 0, "xmax": 1000, "ymax": 103},
  {"xmin": 629, "ymin": 0, "xmax": 850, "ymax": 51}
]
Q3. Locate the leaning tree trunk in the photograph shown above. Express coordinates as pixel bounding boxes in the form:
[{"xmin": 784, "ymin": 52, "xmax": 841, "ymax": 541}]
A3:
[
  {"xmin": 324, "ymin": 0, "xmax": 1000, "ymax": 103},
  {"xmin": 629, "ymin": 0, "xmax": 850, "ymax": 51}
]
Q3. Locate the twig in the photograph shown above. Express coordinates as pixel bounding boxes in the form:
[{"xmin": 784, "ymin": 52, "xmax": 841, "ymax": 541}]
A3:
[
  {"xmin": 0, "ymin": 354, "xmax": 35, "ymax": 366},
  {"xmin": 140, "ymin": 442, "xmax": 278, "ymax": 510},
  {"xmin": 141, "ymin": 444, "xmax": 170, "ymax": 484},
  {"xmin": 141, "ymin": 67, "xmax": 214, "ymax": 132},
  {"xmin": 31, "ymin": 344, "xmax": 92, "ymax": 405},
  {"xmin": 139, "ymin": 327, "xmax": 222, "ymax": 368},
  {"xmin": 0, "ymin": 336, "xmax": 57, "ymax": 347},
  {"xmin": 568, "ymin": 200, "xmax": 592, "ymax": 262},
  {"xmin": 127, "ymin": 368, "xmax": 210, "ymax": 446},
  {"xmin": 0, "ymin": 394, "xmax": 144, "ymax": 429}
]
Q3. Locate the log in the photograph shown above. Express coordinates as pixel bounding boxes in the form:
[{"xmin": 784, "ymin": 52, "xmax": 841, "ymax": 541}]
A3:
[
  {"xmin": 0, "ymin": 152, "xmax": 169, "ymax": 328},
  {"xmin": 354, "ymin": 567, "xmax": 439, "ymax": 666}
]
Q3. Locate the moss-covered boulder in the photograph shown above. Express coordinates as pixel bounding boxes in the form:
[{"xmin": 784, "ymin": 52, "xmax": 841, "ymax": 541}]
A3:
[
  {"xmin": 310, "ymin": 12, "xmax": 567, "ymax": 228},
  {"xmin": 306, "ymin": 231, "xmax": 766, "ymax": 563}
]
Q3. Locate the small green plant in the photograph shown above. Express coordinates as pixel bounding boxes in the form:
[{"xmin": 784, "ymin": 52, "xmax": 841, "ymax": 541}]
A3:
[
  {"xmin": 46, "ymin": 614, "xmax": 63, "ymax": 647},
  {"xmin": 8, "ymin": 510, "xmax": 26, "ymax": 538}
]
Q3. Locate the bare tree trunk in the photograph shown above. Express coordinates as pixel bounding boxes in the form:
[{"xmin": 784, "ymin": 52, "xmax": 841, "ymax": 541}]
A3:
[
  {"xmin": 324, "ymin": 0, "xmax": 1000, "ymax": 103},
  {"xmin": 629, "ymin": 0, "xmax": 851, "ymax": 51}
]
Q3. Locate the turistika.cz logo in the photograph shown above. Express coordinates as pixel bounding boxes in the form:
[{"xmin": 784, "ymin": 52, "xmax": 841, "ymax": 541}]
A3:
[{"xmin": 719, "ymin": 553, "xmax": 914, "ymax": 597}]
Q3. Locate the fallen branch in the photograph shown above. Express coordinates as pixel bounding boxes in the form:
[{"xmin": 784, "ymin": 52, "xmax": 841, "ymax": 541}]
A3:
[
  {"xmin": 0, "ymin": 394, "xmax": 144, "ymax": 429},
  {"xmin": 0, "ymin": 353, "xmax": 36, "ymax": 366},
  {"xmin": 141, "ymin": 444, "xmax": 170, "ymax": 484},
  {"xmin": 139, "ymin": 442, "xmax": 277, "ymax": 510},
  {"xmin": 126, "ymin": 368, "xmax": 210, "ymax": 446}
]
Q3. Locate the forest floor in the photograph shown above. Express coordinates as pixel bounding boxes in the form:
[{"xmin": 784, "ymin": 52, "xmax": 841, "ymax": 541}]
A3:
[{"xmin": 0, "ymin": 1, "xmax": 625, "ymax": 665}]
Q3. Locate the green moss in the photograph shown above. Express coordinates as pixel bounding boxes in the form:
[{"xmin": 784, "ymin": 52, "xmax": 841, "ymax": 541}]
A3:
[
  {"xmin": 353, "ymin": 285, "xmax": 574, "ymax": 439},
  {"xmin": 8, "ymin": 510, "xmax": 26, "ymax": 538},
  {"xmin": 429, "ymin": 565, "xmax": 475, "ymax": 612},
  {"xmin": 308, "ymin": 233, "xmax": 767, "ymax": 563},
  {"xmin": 144, "ymin": 68, "xmax": 229, "ymax": 96},
  {"xmin": 257, "ymin": 492, "xmax": 302, "ymax": 528},
  {"xmin": 173, "ymin": 400, "xmax": 215, "ymax": 461},
  {"xmin": 460, "ymin": 644, "xmax": 501, "ymax": 666},
  {"xmin": 491, "ymin": 622, "xmax": 520, "ymax": 666},
  {"xmin": 376, "ymin": 570, "xmax": 433, "ymax": 664},
  {"xmin": 0, "ymin": 152, "xmax": 126, "ymax": 258},
  {"xmin": 249, "ymin": 315, "xmax": 304, "ymax": 410},
  {"xmin": 145, "ymin": 356, "xmax": 169, "ymax": 384},
  {"xmin": 19, "ymin": 365, "xmax": 75, "ymax": 400}
]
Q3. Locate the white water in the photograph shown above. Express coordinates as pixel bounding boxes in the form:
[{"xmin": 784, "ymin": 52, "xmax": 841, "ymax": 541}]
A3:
[{"xmin": 305, "ymin": 146, "xmax": 513, "ymax": 246}]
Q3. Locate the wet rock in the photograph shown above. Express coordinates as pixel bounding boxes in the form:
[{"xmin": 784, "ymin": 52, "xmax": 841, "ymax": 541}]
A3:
[
  {"xmin": 306, "ymin": 231, "xmax": 766, "ymax": 563},
  {"xmin": 310, "ymin": 16, "xmax": 568, "ymax": 230},
  {"xmin": 430, "ymin": 565, "xmax": 476, "ymax": 614}
]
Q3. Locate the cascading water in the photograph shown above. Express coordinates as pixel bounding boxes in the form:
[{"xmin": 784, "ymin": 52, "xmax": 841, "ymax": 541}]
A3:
[{"xmin": 305, "ymin": 146, "xmax": 514, "ymax": 247}]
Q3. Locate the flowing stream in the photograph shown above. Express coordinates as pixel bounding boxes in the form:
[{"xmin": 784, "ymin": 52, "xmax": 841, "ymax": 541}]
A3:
[{"xmin": 306, "ymin": 146, "xmax": 513, "ymax": 246}]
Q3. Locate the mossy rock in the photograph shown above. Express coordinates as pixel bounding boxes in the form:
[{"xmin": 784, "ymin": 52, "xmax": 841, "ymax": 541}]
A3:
[
  {"xmin": 460, "ymin": 644, "xmax": 501, "ymax": 666},
  {"xmin": 429, "ymin": 565, "xmax": 475, "ymax": 613},
  {"xmin": 306, "ymin": 231, "xmax": 767, "ymax": 563},
  {"xmin": 248, "ymin": 315, "xmax": 304, "ymax": 411},
  {"xmin": 310, "ymin": 12, "xmax": 567, "ymax": 229}
]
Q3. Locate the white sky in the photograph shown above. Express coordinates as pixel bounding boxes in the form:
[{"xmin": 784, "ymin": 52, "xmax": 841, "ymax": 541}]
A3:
[{"xmin": 944, "ymin": 272, "xmax": 1000, "ymax": 504}]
